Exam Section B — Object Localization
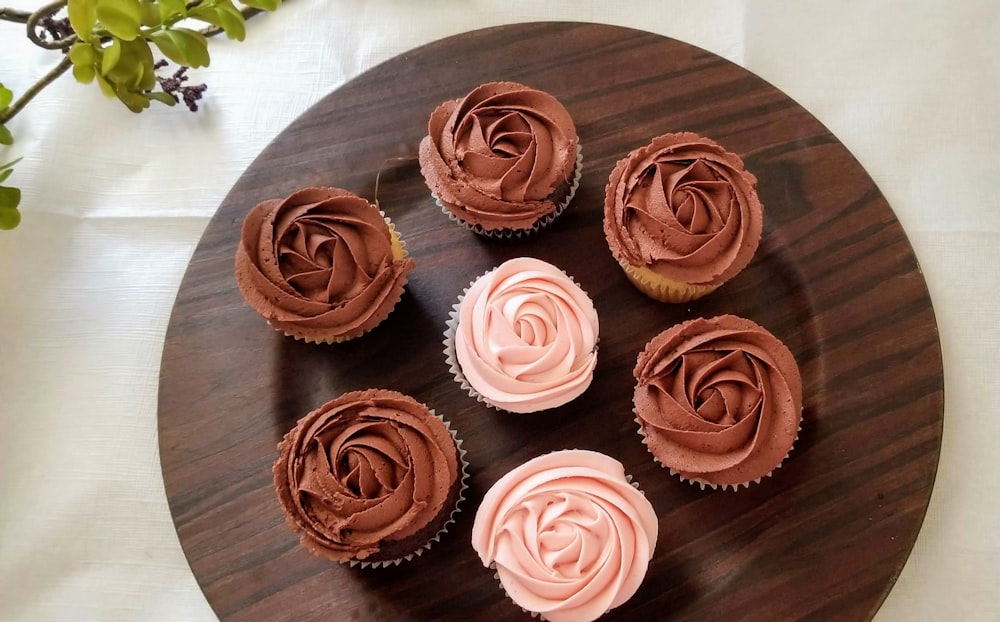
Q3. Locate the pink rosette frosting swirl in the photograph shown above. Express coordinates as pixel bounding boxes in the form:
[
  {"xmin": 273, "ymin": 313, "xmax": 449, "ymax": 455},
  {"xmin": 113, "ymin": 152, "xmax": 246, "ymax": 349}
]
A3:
[
  {"xmin": 471, "ymin": 450, "xmax": 658, "ymax": 622},
  {"xmin": 604, "ymin": 132, "xmax": 763, "ymax": 285},
  {"xmin": 234, "ymin": 186, "xmax": 414, "ymax": 341},
  {"xmin": 453, "ymin": 257, "xmax": 598, "ymax": 413},
  {"xmin": 633, "ymin": 315, "xmax": 802, "ymax": 488},
  {"xmin": 419, "ymin": 81, "xmax": 579, "ymax": 230}
]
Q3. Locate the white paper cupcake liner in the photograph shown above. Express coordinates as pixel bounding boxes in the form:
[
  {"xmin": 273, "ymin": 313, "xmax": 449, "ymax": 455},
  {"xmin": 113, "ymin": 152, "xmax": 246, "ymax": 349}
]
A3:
[
  {"xmin": 380, "ymin": 208, "xmax": 409, "ymax": 261},
  {"xmin": 442, "ymin": 264, "xmax": 599, "ymax": 413},
  {"xmin": 347, "ymin": 409, "xmax": 470, "ymax": 569},
  {"xmin": 443, "ymin": 284, "xmax": 501, "ymax": 412},
  {"xmin": 490, "ymin": 566, "xmax": 547, "ymax": 620},
  {"xmin": 434, "ymin": 144, "xmax": 583, "ymax": 239},
  {"xmin": 634, "ymin": 408, "xmax": 802, "ymax": 491}
]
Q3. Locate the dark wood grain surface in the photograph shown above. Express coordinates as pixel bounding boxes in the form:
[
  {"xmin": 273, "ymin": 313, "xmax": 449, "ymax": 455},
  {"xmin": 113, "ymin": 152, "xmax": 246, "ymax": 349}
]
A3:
[{"xmin": 158, "ymin": 23, "xmax": 943, "ymax": 621}]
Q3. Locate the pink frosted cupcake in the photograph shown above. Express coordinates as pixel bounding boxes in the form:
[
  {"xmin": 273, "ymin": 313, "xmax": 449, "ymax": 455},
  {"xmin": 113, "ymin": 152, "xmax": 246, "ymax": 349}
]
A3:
[
  {"xmin": 472, "ymin": 450, "xmax": 658, "ymax": 622},
  {"xmin": 443, "ymin": 257, "xmax": 599, "ymax": 413},
  {"xmin": 418, "ymin": 81, "xmax": 582, "ymax": 237},
  {"xmin": 633, "ymin": 315, "xmax": 803, "ymax": 490},
  {"xmin": 273, "ymin": 389, "xmax": 468, "ymax": 567}
]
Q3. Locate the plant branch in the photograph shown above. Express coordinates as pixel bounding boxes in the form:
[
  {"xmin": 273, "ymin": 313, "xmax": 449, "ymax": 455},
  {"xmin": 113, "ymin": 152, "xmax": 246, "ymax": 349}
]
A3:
[
  {"xmin": 0, "ymin": 55, "xmax": 72, "ymax": 124},
  {"xmin": 26, "ymin": 0, "xmax": 75, "ymax": 50},
  {"xmin": 200, "ymin": 5, "xmax": 263, "ymax": 38},
  {"xmin": 0, "ymin": 1, "xmax": 271, "ymax": 125},
  {"xmin": 0, "ymin": 7, "xmax": 32, "ymax": 23}
]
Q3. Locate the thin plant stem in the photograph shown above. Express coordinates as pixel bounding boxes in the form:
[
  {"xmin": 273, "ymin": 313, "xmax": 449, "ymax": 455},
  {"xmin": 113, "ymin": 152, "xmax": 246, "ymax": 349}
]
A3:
[
  {"xmin": 26, "ymin": 0, "xmax": 74, "ymax": 50},
  {"xmin": 200, "ymin": 6, "xmax": 263, "ymax": 38},
  {"xmin": 0, "ymin": 7, "xmax": 32, "ymax": 23},
  {"xmin": 0, "ymin": 55, "xmax": 73, "ymax": 124}
]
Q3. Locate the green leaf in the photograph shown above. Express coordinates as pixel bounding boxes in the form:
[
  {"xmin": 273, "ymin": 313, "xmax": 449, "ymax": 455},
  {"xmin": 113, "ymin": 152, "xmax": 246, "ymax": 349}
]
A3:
[
  {"xmin": 69, "ymin": 41, "xmax": 97, "ymax": 64},
  {"xmin": 69, "ymin": 42, "xmax": 98, "ymax": 83},
  {"xmin": 101, "ymin": 38, "xmax": 122, "ymax": 75},
  {"xmin": 124, "ymin": 37, "xmax": 157, "ymax": 91},
  {"xmin": 0, "ymin": 84, "xmax": 12, "ymax": 110},
  {"xmin": 139, "ymin": 0, "xmax": 161, "ymax": 26},
  {"xmin": 0, "ymin": 125, "xmax": 12, "ymax": 146},
  {"xmin": 157, "ymin": 0, "xmax": 186, "ymax": 21},
  {"xmin": 94, "ymin": 74, "xmax": 117, "ymax": 98},
  {"xmin": 188, "ymin": 2, "xmax": 245, "ymax": 41},
  {"xmin": 215, "ymin": 2, "xmax": 246, "ymax": 41},
  {"xmin": 0, "ymin": 158, "xmax": 22, "ymax": 173},
  {"xmin": 0, "ymin": 186, "xmax": 21, "ymax": 213},
  {"xmin": 96, "ymin": 0, "xmax": 142, "ymax": 41},
  {"xmin": 0, "ymin": 205, "xmax": 21, "ymax": 229},
  {"xmin": 68, "ymin": 0, "xmax": 99, "ymax": 38},
  {"xmin": 188, "ymin": 5, "xmax": 222, "ymax": 28},
  {"xmin": 103, "ymin": 38, "xmax": 153, "ymax": 90},
  {"xmin": 0, "ymin": 169, "xmax": 11, "ymax": 184},
  {"xmin": 149, "ymin": 28, "xmax": 210, "ymax": 68},
  {"xmin": 148, "ymin": 92, "xmax": 177, "ymax": 106},
  {"xmin": 72, "ymin": 61, "xmax": 97, "ymax": 84},
  {"xmin": 148, "ymin": 30, "xmax": 182, "ymax": 65},
  {"xmin": 240, "ymin": 0, "xmax": 281, "ymax": 11},
  {"xmin": 105, "ymin": 56, "xmax": 139, "ymax": 88},
  {"xmin": 116, "ymin": 87, "xmax": 150, "ymax": 112}
]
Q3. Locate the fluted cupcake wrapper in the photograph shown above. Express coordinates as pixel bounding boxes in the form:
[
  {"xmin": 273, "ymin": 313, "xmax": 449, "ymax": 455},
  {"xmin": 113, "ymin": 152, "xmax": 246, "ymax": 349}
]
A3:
[
  {"xmin": 382, "ymin": 210, "xmax": 410, "ymax": 261},
  {"xmin": 433, "ymin": 144, "xmax": 583, "ymax": 239},
  {"xmin": 443, "ymin": 285, "xmax": 499, "ymax": 412},
  {"xmin": 442, "ymin": 265, "xmax": 599, "ymax": 414},
  {"xmin": 617, "ymin": 259, "xmax": 720, "ymax": 304},
  {"xmin": 274, "ymin": 212, "xmax": 410, "ymax": 344},
  {"xmin": 489, "ymin": 567, "xmax": 551, "ymax": 621},
  {"xmin": 347, "ymin": 408, "xmax": 470, "ymax": 569},
  {"xmin": 633, "ymin": 408, "xmax": 802, "ymax": 491}
]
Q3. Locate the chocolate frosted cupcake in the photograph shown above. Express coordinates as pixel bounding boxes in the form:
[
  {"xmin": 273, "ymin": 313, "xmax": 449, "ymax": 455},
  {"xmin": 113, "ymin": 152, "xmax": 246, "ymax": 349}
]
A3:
[
  {"xmin": 235, "ymin": 186, "xmax": 414, "ymax": 343},
  {"xmin": 604, "ymin": 133, "xmax": 763, "ymax": 302},
  {"xmin": 472, "ymin": 450, "xmax": 658, "ymax": 622},
  {"xmin": 418, "ymin": 81, "xmax": 582, "ymax": 237},
  {"xmin": 443, "ymin": 257, "xmax": 599, "ymax": 413},
  {"xmin": 633, "ymin": 315, "xmax": 802, "ymax": 490},
  {"xmin": 273, "ymin": 389, "xmax": 468, "ymax": 567}
]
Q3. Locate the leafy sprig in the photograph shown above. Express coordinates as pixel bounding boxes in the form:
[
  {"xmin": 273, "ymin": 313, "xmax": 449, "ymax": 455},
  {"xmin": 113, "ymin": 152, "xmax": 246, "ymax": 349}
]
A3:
[
  {"xmin": 67, "ymin": 0, "xmax": 278, "ymax": 112},
  {"xmin": 0, "ymin": 0, "xmax": 281, "ymax": 229},
  {"xmin": 0, "ymin": 83, "xmax": 19, "ymax": 230}
]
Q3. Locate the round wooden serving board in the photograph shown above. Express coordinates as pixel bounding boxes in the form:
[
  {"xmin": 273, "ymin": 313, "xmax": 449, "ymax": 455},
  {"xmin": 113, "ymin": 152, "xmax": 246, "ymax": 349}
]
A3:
[{"xmin": 158, "ymin": 22, "xmax": 943, "ymax": 622}]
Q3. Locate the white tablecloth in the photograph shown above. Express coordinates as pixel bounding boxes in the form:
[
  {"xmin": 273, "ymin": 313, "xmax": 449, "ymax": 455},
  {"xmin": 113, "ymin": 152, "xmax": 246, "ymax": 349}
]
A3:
[{"xmin": 1, "ymin": 1, "xmax": 997, "ymax": 619}]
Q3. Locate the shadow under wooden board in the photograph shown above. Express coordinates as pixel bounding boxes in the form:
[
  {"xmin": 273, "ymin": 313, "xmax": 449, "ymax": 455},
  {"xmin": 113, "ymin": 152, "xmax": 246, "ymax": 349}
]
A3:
[{"xmin": 158, "ymin": 22, "xmax": 943, "ymax": 622}]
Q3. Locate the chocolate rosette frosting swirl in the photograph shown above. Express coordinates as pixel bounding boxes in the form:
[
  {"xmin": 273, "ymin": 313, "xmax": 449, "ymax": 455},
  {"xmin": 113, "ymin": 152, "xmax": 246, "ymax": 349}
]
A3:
[
  {"xmin": 604, "ymin": 132, "xmax": 763, "ymax": 286},
  {"xmin": 418, "ymin": 81, "xmax": 579, "ymax": 231},
  {"xmin": 450, "ymin": 257, "xmax": 599, "ymax": 413},
  {"xmin": 633, "ymin": 315, "xmax": 802, "ymax": 488},
  {"xmin": 471, "ymin": 450, "xmax": 658, "ymax": 622},
  {"xmin": 273, "ymin": 389, "xmax": 463, "ymax": 563},
  {"xmin": 235, "ymin": 186, "xmax": 414, "ymax": 342}
]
